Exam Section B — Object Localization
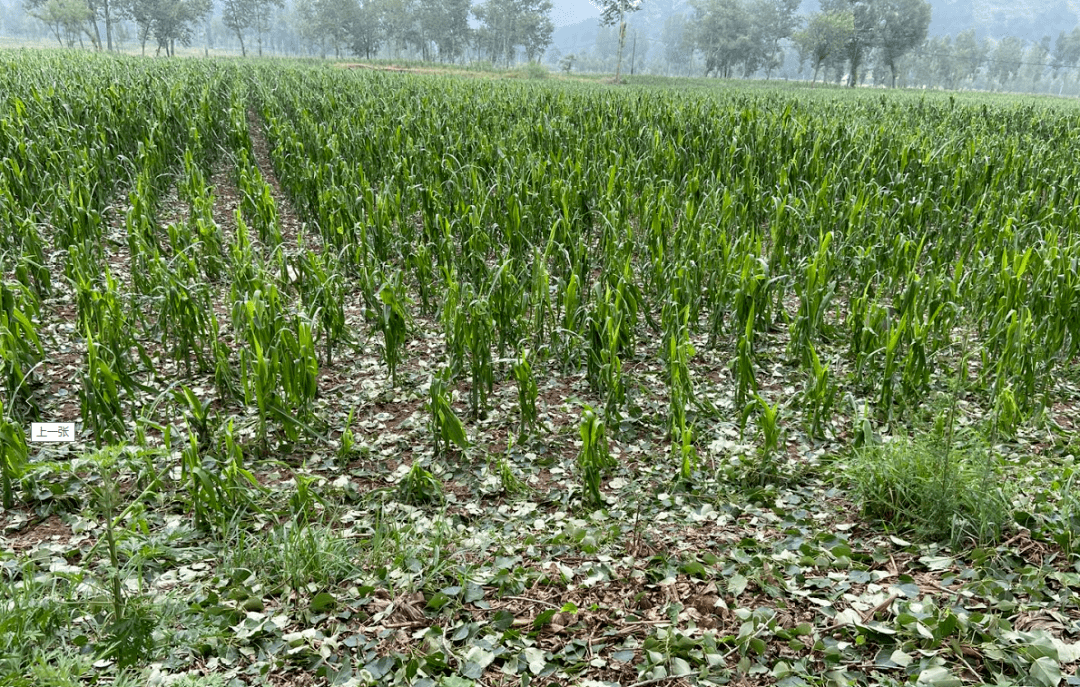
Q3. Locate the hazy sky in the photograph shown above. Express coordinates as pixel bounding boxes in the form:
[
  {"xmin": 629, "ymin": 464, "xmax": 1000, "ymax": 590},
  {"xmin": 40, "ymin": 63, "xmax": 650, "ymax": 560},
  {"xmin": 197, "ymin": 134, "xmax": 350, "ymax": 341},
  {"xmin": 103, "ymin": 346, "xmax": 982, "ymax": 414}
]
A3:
[{"xmin": 551, "ymin": 0, "xmax": 602, "ymax": 27}]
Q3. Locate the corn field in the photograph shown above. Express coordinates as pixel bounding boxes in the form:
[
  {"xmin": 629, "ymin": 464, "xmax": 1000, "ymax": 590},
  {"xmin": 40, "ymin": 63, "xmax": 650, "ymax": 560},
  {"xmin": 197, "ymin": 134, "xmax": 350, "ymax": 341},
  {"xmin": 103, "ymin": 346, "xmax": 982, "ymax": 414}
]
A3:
[{"xmin": 3, "ymin": 51, "xmax": 1080, "ymax": 685}]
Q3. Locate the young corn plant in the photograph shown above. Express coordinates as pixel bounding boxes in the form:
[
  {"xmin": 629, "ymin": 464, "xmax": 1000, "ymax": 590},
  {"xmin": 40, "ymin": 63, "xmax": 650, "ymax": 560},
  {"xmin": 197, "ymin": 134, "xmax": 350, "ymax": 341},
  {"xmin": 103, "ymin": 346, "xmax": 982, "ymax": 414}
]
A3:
[
  {"xmin": 676, "ymin": 424, "xmax": 698, "ymax": 484},
  {"xmin": 732, "ymin": 303, "xmax": 758, "ymax": 411},
  {"xmin": 463, "ymin": 296, "xmax": 495, "ymax": 419},
  {"xmin": 399, "ymin": 461, "xmax": 443, "ymax": 505},
  {"xmin": 219, "ymin": 418, "xmax": 264, "ymax": 518},
  {"xmin": 237, "ymin": 148, "xmax": 283, "ymax": 248},
  {"xmin": 180, "ymin": 430, "xmax": 223, "ymax": 533},
  {"xmin": 513, "ymin": 349, "xmax": 539, "ymax": 441},
  {"xmin": 803, "ymin": 344, "xmax": 837, "ymax": 439},
  {"xmin": 788, "ymin": 232, "xmax": 835, "ymax": 366},
  {"xmin": 489, "ymin": 258, "xmax": 524, "ymax": 359},
  {"xmin": 377, "ymin": 272, "xmax": 411, "ymax": 388},
  {"xmin": 0, "ymin": 280, "xmax": 44, "ymax": 421},
  {"xmin": 557, "ymin": 272, "xmax": 582, "ymax": 371},
  {"xmin": 239, "ymin": 337, "xmax": 277, "ymax": 455},
  {"xmin": 299, "ymin": 249, "xmax": 349, "ymax": 366},
  {"xmin": 741, "ymin": 393, "xmax": 784, "ymax": 483},
  {"xmin": 662, "ymin": 295, "xmax": 696, "ymax": 442},
  {"xmin": 152, "ymin": 261, "xmax": 211, "ymax": 376},
  {"xmin": 338, "ymin": 404, "xmax": 360, "ymax": 463},
  {"xmin": 210, "ymin": 313, "xmax": 240, "ymax": 404},
  {"xmin": 878, "ymin": 313, "xmax": 908, "ymax": 423},
  {"xmin": 429, "ymin": 367, "xmax": 469, "ymax": 456},
  {"xmin": 0, "ymin": 399, "xmax": 28, "ymax": 509},
  {"xmin": 278, "ymin": 314, "xmax": 320, "ymax": 422},
  {"xmin": 173, "ymin": 384, "xmax": 216, "ymax": 449},
  {"xmin": 81, "ymin": 327, "xmax": 126, "ymax": 449},
  {"xmin": 529, "ymin": 247, "xmax": 551, "ymax": 351},
  {"xmin": 577, "ymin": 407, "xmax": 615, "ymax": 508}
]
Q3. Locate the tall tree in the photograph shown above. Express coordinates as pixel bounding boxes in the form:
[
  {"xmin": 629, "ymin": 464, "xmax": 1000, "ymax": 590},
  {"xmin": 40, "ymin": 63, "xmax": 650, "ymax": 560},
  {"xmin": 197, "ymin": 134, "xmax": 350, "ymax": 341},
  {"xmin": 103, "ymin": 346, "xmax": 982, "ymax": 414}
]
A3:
[
  {"xmin": 1022, "ymin": 35, "xmax": 1051, "ymax": 88},
  {"xmin": 472, "ymin": 0, "xmax": 553, "ymax": 67},
  {"xmin": 297, "ymin": 0, "xmax": 358, "ymax": 57},
  {"xmin": 989, "ymin": 36, "xmax": 1025, "ymax": 89},
  {"xmin": 597, "ymin": 0, "xmax": 641, "ymax": 83},
  {"xmin": 221, "ymin": 0, "xmax": 249, "ymax": 55},
  {"xmin": 250, "ymin": 0, "xmax": 284, "ymax": 55},
  {"xmin": 952, "ymin": 27, "xmax": 985, "ymax": 86},
  {"xmin": 688, "ymin": 0, "xmax": 752, "ymax": 79},
  {"xmin": 25, "ymin": 0, "xmax": 93, "ymax": 46},
  {"xmin": 876, "ymin": 0, "xmax": 930, "ymax": 87},
  {"xmin": 1051, "ymin": 27, "xmax": 1080, "ymax": 87},
  {"xmin": 792, "ymin": 10, "xmax": 853, "ymax": 85},
  {"xmin": 86, "ymin": 0, "xmax": 117, "ymax": 50},
  {"xmin": 344, "ymin": 0, "xmax": 382, "ymax": 59},
  {"xmin": 820, "ymin": 0, "xmax": 877, "ymax": 86},
  {"xmin": 929, "ymin": 35, "xmax": 957, "ymax": 88},
  {"xmin": 751, "ymin": 0, "xmax": 799, "ymax": 79},
  {"xmin": 661, "ymin": 13, "xmax": 691, "ymax": 76},
  {"xmin": 418, "ymin": 0, "xmax": 471, "ymax": 62},
  {"xmin": 114, "ymin": 0, "xmax": 211, "ymax": 55}
]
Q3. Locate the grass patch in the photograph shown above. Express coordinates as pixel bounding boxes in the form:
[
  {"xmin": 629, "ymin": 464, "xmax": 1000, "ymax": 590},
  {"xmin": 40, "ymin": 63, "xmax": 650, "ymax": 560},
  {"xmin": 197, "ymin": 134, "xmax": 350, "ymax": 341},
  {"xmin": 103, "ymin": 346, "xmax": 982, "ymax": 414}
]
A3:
[{"xmin": 849, "ymin": 434, "xmax": 1013, "ymax": 547}]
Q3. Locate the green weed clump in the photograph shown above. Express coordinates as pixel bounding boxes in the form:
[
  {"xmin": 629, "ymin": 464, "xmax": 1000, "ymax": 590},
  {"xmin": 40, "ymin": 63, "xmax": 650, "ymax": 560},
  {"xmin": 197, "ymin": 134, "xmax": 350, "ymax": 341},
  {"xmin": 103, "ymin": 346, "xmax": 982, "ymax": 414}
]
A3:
[
  {"xmin": 517, "ymin": 62, "xmax": 549, "ymax": 80},
  {"xmin": 849, "ymin": 435, "xmax": 1012, "ymax": 547}
]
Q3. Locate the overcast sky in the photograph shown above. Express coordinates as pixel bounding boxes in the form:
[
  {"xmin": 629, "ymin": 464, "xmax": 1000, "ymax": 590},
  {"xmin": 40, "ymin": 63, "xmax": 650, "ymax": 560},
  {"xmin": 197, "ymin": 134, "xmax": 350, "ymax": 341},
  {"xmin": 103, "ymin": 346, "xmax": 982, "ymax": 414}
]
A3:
[{"xmin": 551, "ymin": 0, "xmax": 602, "ymax": 27}]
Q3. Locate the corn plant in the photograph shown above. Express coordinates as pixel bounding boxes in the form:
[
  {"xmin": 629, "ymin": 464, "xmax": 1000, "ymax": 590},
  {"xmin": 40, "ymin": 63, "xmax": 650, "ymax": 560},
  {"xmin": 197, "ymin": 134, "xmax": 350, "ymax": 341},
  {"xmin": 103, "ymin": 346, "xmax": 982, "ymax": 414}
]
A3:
[
  {"xmin": 732, "ymin": 303, "xmax": 758, "ymax": 411},
  {"xmin": 210, "ymin": 313, "xmax": 240, "ymax": 404},
  {"xmin": 489, "ymin": 258, "xmax": 524, "ymax": 359},
  {"xmin": 184, "ymin": 157, "xmax": 227, "ymax": 283},
  {"xmin": 377, "ymin": 272, "xmax": 411, "ymax": 388},
  {"xmin": 219, "ymin": 418, "xmax": 263, "ymax": 515},
  {"xmin": 173, "ymin": 385, "xmax": 216, "ymax": 449},
  {"xmin": 662, "ymin": 295, "xmax": 696, "ymax": 441},
  {"xmin": 399, "ymin": 461, "xmax": 443, "ymax": 505},
  {"xmin": 577, "ymin": 407, "xmax": 614, "ymax": 508},
  {"xmin": 181, "ymin": 430, "xmax": 224, "ymax": 533},
  {"xmin": 239, "ymin": 336, "xmax": 277, "ymax": 454},
  {"xmin": 741, "ymin": 393, "xmax": 783, "ymax": 481},
  {"xmin": 462, "ymin": 295, "xmax": 495, "ymax": 419},
  {"xmin": 278, "ymin": 314, "xmax": 320, "ymax": 421},
  {"xmin": 803, "ymin": 344, "xmax": 837, "ymax": 439},
  {"xmin": 0, "ymin": 399, "xmax": 28, "ymax": 509},
  {"xmin": 429, "ymin": 367, "xmax": 468, "ymax": 456},
  {"xmin": 81, "ymin": 327, "xmax": 126, "ymax": 449},
  {"xmin": 151, "ymin": 257, "xmax": 211, "ymax": 376},
  {"xmin": 299, "ymin": 249, "xmax": 349, "ymax": 366},
  {"xmin": 788, "ymin": 232, "xmax": 835, "ymax": 366},
  {"xmin": 528, "ymin": 247, "xmax": 551, "ymax": 351},
  {"xmin": 513, "ymin": 349, "xmax": 539, "ymax": 440},
  {"xmin": 0, "ymin": 280, "xmax": 44, "ymax": 421},
  {"xmin": 878, "ymin": 312, "xmax": 908, "ymax": 423},
  {"xmin": 676, "ymin": 424, "xmax": 698, "ymax": 483},
  {"xmin": 338, "ymin": 404, "xmax": 360, "ymax": 462},
  {"xmin": 237, "ymin": 148, "xmax": 282, "ymax": 248}
]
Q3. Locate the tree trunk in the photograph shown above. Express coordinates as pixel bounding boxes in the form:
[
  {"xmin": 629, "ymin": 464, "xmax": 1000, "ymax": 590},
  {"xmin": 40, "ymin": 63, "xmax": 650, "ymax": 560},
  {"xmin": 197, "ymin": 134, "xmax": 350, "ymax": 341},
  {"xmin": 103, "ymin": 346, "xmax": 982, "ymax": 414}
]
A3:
[
  {"xmin": 614, "ymin": 16, "xmax": 627, "ymax": 83},
  {"xmin": 103, "ymin": 0, "xmax": 113, "ymax": 51},
  {"xmin": 90, "ymin": 15, "xmax": 102, "ymax": 50}
]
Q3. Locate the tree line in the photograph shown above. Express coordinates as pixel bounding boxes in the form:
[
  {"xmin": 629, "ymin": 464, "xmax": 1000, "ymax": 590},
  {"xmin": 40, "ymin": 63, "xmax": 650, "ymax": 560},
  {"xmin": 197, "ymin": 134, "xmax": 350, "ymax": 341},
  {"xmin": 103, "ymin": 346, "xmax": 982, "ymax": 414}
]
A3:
[
  {"xmin": 8, "ymin": 0, "xmax": 1080, "ymax": 95},
  {"xmin": 575, "ymin": 0, "xmax": 1080, "ymax": 94},
  {"xmin": 15, "ymin": 0, "xmax": 555, "ymax": 63}
]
